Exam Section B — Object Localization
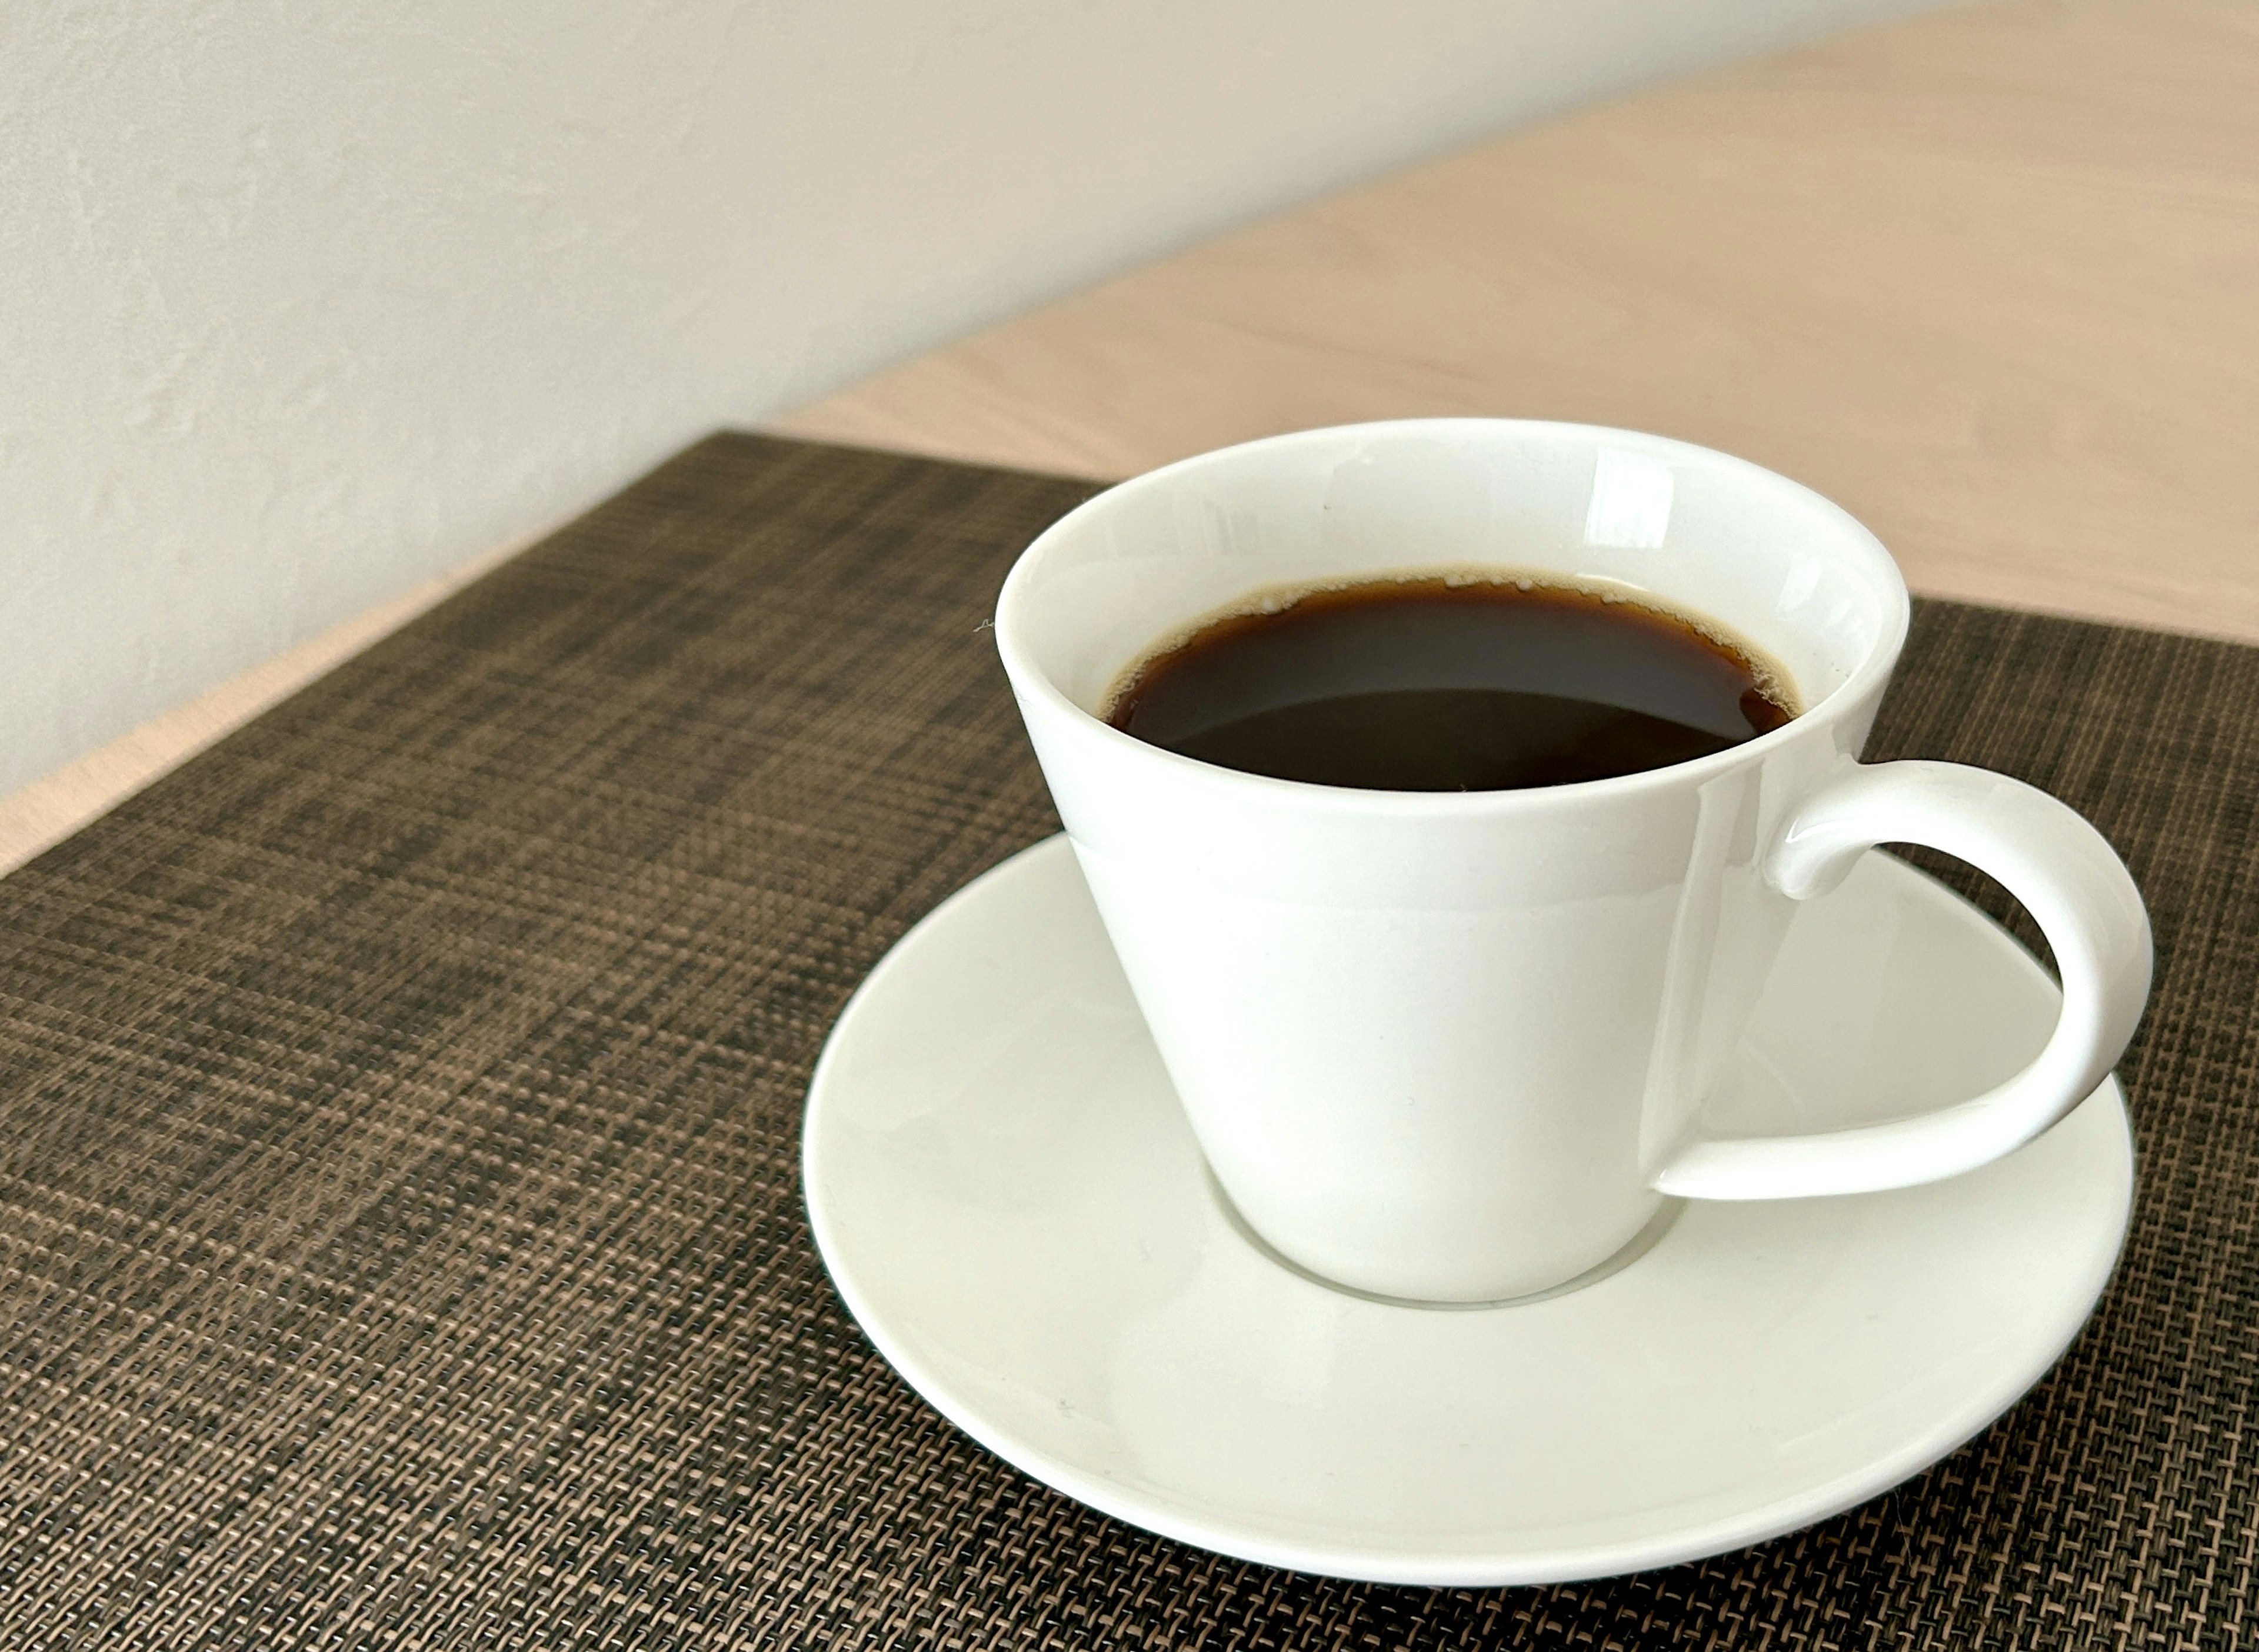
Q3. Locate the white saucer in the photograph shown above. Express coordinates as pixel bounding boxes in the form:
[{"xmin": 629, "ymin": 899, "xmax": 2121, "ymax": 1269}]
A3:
[{"xmin": 802, "ymin": 836, "xmax": 2131, "ymax": 1587}]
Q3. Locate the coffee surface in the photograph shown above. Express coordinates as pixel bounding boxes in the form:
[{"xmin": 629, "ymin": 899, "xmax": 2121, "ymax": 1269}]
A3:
[{"xmin": 1106, "ymin": 577, "xmax": 1795, "ymax": 791}]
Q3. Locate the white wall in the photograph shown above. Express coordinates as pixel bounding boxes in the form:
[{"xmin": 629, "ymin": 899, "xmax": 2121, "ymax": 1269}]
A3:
[{"xmin": 1, "ymin": 0, "xmax": 1945, "ymax": 796}]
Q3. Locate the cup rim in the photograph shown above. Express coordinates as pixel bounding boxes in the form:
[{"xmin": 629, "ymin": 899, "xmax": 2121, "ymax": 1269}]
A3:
[{"xmin": 995, "ymin": 418, "xmax": 1911, "ymax": 814}]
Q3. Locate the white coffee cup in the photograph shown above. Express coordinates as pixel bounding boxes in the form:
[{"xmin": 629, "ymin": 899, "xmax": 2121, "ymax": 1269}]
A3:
[{"xmin": 994, "ymin": 419, "xmax": 2151, "ymax": 1304}]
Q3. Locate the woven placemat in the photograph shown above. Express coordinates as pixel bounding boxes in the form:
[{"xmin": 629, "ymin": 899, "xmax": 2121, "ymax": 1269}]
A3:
[{"xmin": 0, "ymin": 433, "xmax": 2251, "ymax": 1650}]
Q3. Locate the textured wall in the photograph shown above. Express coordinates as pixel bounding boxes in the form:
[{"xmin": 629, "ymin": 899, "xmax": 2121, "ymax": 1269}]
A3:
[{"xmin": 1, "ymin": 0, "xmax": 1945, "ymax": 795}]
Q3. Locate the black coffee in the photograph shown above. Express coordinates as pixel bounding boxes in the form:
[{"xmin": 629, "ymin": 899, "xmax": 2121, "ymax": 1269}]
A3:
[{"xmin": 1105, "ymin": 576, "xmax": 1795, "ymax": 792}]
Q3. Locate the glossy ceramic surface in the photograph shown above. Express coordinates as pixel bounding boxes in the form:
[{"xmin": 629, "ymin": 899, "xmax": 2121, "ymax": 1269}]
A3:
[
  {"xmin": 995, "ymin": 419, "xmax": 2150, "ymax": 1301},
  {"xmin": 802, "ymin": 835, "xmax": 2133, "ymax": 1587}
]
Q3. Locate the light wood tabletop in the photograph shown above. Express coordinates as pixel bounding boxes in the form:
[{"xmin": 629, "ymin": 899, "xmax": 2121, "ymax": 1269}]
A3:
[
  {"xmin": 778, "ymin": 0, "xmax": 2259, "ymax": 645},
  {"xmin": 5, "ymin": 0, "xmax": 2252, "ymax": 875}
]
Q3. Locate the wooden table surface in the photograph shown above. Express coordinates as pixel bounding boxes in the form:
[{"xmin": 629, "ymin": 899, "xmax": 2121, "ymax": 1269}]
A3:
[
  {"xmin": 5, "ymin": 0, "xmax": 2253, "ymax": 875},
  {"xmin": 777, "ymin": 0, "xmax": 2259, "ymax": 645}
]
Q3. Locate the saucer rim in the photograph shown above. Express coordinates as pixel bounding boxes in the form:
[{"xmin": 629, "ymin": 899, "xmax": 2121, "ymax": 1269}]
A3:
[{"xmin": 803, "ymin": 835, "xmax": 2134, "ymax": 1587}]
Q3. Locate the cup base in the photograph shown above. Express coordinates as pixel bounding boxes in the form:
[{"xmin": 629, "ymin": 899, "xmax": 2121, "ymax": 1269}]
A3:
[{"xmin": 1202, "ymin": 1170, "xmax": 1686, "ymax": 1311}]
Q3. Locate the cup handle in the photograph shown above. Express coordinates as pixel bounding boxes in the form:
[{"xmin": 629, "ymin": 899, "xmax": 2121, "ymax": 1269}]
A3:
[{"xmin": 1653, "ymin": 760, "xmax": 2153, "ymax": 1200}]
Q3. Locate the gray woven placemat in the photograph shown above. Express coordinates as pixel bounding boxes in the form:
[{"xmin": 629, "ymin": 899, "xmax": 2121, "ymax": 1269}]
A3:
[{"xmin": 0, "ymin": 434, "xmax": 2250, "ymax": 1650}]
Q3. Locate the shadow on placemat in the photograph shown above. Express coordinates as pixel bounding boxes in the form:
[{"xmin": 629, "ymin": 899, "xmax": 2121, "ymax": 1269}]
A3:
[{"xmin": 0, "ymin": 434, "xmax": 2251, "ymax": 1650}]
